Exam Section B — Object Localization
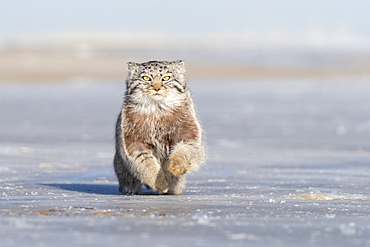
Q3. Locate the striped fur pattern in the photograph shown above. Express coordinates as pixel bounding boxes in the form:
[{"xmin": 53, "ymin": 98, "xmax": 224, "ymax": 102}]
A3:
[{"xmin": 114, "ymin": 60, "xmax": 205, "ymax": 195}]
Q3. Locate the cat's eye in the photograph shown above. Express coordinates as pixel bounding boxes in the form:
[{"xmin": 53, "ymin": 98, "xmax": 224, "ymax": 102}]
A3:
[
  {"xmin": 162, "ymin": 76, "xmax": 171, "ymax": 81},
  {"xmin": 142, "ymin": 76, "xmax": 151, "ymax": 81}
]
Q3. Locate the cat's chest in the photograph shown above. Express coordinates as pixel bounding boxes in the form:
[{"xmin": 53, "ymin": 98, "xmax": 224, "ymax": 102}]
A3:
[{"xmin": 124, "ymin": 107, "xmax": 187, "ymax": 143}]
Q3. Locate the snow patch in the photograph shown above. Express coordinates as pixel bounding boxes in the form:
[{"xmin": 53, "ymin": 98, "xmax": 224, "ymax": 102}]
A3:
[
  {"xmin": 38, "ymin": 162, "xmax": 80, "ymax": 169},
  {"xmin": 283, "ymin": 193, "xmax": 367, "ymax": 201}
]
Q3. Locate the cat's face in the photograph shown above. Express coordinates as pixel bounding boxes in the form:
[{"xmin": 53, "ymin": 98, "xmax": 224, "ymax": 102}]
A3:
[{"xmin": 126, "ymin": 61, "xmax": 187, "ymax": 103}]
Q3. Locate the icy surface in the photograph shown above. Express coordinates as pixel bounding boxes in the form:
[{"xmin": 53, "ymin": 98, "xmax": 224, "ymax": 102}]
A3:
[{"xmin": 1, "ymin": 79, "xmax": 370, "ymax": 246}]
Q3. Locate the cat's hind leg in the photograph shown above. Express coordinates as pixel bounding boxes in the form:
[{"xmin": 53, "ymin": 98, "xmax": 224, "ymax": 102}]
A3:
[
  {"xmin": 114, "ymin": 153, "xmax": 142, "ymax": 195},
  {"xmin": 165, "ymin": 173, "xmax": 186, "ymax": 195}
]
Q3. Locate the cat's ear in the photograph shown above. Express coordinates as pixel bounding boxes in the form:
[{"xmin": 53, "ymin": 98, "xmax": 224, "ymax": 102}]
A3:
[
  {"xmin": 127, "ymin": 62, "xmax": 140, "ymax": 79},
  {"xmin": 173, "ymin": 60, "xmax": 185, "ymax": 74},
  {"xmin": 127, "ymin": 62, "xmax": 139, "ymax": 72}
]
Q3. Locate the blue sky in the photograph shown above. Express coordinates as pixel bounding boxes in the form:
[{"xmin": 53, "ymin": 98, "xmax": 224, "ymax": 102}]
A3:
[
  {"xmin": 1, "ymin": 0, "xmax": 369, "ymax": 50},
  {"xmin": 1, "ymin": 0, "xmax": 369, "ymax": 36}
]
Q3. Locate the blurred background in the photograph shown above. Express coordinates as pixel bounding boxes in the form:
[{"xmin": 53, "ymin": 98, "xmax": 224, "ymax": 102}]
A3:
[{"xmin": 1, "ymin": 0, "xmax": 370, "ymax": 83}]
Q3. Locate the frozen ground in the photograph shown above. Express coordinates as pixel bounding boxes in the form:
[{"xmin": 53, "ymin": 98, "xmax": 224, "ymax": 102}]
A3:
[{"xmin": 1, "ymin": 78, "xmax": 370, "ymax": 246}]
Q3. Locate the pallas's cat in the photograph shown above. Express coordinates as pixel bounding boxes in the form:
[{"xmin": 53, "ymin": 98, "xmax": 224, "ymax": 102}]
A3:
[{"xmin": 114, "ymin": 60, "xmax": 205, "ymax": 195}]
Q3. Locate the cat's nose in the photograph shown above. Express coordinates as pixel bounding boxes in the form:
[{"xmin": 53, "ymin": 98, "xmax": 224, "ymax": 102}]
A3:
[{"xmin": 154, "ymin": 86, "xmax": 161, "ymax": 91}]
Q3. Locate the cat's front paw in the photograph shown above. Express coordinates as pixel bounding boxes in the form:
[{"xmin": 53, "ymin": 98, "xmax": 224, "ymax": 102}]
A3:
[
  {"xmin": 168, "ymin": 156, "xmax": 188, "ymax": 176},
  {"xmin": 154, "ymin": 169, "xmax": 169, "ymax": 193}
]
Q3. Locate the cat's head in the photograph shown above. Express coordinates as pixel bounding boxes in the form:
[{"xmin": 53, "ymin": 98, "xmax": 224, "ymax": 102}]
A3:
[{"xmin": 125, "ymin": 60, "xmax": 187, "ymax": 105}]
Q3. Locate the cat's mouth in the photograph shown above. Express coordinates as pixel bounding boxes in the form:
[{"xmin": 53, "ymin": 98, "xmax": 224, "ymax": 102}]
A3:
[
  {"xmin": 146, "ymin": 90, "xmax": 168, "ymax": 99},
  {"xmin": 152, "ymin": 93, "xmax": 165, "ymax": 98}
]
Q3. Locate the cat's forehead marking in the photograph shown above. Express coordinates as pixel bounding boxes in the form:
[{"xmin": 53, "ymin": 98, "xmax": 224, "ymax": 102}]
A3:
[{"xmin": 141, "ymin": 63, "xmax": 171, "ymax": 76}]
